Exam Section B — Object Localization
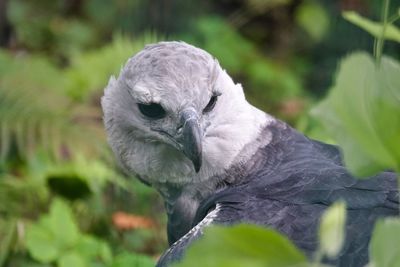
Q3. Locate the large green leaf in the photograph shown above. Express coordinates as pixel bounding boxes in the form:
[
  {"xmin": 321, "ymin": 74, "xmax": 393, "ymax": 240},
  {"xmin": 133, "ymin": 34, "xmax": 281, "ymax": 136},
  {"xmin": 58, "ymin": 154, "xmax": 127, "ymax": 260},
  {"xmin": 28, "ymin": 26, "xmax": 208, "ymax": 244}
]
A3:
[
  {"xmin": 25, "ymin": 198, "xmax": 118, "ymax": 266},
  {"xmin": 174, "ymin": 224, "xmax": 307, "ymax": 267},
  {"xmin": 25, "ymin": 199, "xmax": 79, "ymax": 263},
  {"xmin": 370, "ymin": 218, "xmax": 400, "ymax": 267},
  {"xmin": 26, "ymin": 223, "xmax": 60, "ymax": 263},
  {"xmin": 312, "ymin": 52, "xmax": 400, "ymax": 176},
  {"xmin": 343, "ymin": 11, "xmax": 400, "ymax": 43},
  {"xmin": 48, "ymin": 199, "xmax": 80, "ymax": 248}
]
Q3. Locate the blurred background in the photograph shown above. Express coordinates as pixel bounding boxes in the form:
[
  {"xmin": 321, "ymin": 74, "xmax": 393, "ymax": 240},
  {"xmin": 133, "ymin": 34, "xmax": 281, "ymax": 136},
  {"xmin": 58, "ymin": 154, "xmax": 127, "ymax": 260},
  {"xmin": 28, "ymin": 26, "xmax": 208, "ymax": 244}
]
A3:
[{"xmin": 0, "ymin": 0, "xmax": 399, "ymax": 266}]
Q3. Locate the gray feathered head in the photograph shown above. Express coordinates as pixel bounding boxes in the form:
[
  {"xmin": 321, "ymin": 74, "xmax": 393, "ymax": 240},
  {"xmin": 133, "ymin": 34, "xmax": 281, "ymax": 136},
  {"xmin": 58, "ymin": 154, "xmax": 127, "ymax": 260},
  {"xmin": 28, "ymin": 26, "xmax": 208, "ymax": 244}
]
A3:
[{"xmin": 102, "ymin": 42, "xmax": 268, "ymax": 186}]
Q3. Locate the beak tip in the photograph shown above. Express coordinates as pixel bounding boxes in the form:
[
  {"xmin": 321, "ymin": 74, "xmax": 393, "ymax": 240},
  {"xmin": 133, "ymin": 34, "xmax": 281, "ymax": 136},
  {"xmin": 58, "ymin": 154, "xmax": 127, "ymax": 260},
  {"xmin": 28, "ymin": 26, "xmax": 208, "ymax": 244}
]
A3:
[
  {"xmin": 178, "ymin": 108, "xmax": 203, "ymax": 174},
  {"xmin": 191, "ymin": 155, "xmax": 202, "ymax": 173},
  {"xmin": 194, "ymin": 163, "xmax": 201, "ymax": 173}
]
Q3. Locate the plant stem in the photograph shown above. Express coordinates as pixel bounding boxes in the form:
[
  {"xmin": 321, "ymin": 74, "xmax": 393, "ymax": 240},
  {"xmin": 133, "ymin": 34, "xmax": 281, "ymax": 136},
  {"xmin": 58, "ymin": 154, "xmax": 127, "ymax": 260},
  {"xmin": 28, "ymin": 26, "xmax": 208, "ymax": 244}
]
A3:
[{"xmin": 375, "ymin": 0, "xmax": 391, "ymax": 65}]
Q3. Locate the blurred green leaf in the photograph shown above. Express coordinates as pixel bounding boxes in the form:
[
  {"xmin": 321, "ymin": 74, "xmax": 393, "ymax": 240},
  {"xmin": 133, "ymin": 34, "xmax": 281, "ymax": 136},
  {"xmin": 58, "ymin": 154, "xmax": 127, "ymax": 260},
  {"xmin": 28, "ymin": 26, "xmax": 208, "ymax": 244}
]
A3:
[
  {"xmin": 26, "ymin": 199, "xmax": 79, "ymax": 263},
  {"xmin": 111, "ymin": 252, "xmax": 154, "ymax": 267},
  {"xmin": 370, "ymin": 218, "xmax": 400, "ymax": 267},
  {"xmin": 319, "ymin": 201, "xmax": 346, "ymax": 258},
  {"xmin": 312, "ymin": 52, "xmax": 400, "ymax": 176},
  {"xmin": 76, "ymin": 235, "xmax": 113, "ymax": 264},
  {"xmin": 195, "ymin": 16, "xmax": 255, "ymax": 74},
  {"xmin": 174, "ymin": 224, "xmax": 306, "ymax": 267},
  {"xmin": 48, "ymin": 199, "xmax": 80, "ymax": 247},
  {"xmin": 296, "ymin": 0, "xmax": 329, "ymax": 41},
  {"xmin": 343, "ymin": 11, "xmax": 400, "ymax": 43},
  {"xmin": 26, "ymin": 198, "xmax": 116, "ymax": 266},
  {"xmin": 26, "ymin": 222, "xmax": 61, "ymax": 262},
  {"xmin": 58, "ymin": 252, "xmax": 86, "ymax": 267}
]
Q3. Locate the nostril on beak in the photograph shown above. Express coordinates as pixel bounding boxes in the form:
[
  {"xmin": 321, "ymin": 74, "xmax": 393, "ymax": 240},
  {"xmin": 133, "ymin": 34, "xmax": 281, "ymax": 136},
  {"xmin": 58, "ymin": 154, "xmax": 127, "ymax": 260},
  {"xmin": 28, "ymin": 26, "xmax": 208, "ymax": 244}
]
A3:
[{"xmin": 176, "ymin": 124, "xmax": 183, "ymax": 135}]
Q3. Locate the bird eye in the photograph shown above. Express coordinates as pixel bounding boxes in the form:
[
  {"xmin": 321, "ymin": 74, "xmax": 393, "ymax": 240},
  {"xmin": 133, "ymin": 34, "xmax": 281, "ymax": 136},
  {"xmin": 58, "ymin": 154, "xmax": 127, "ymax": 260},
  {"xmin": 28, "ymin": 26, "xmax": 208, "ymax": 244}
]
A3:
[
  {"xmin": 203, "ymin": 95, "xmax": 218, "ymax": 113},
  {"xmin": 138, "ymin": 103, "xmax": 166, "ymax": 119}
]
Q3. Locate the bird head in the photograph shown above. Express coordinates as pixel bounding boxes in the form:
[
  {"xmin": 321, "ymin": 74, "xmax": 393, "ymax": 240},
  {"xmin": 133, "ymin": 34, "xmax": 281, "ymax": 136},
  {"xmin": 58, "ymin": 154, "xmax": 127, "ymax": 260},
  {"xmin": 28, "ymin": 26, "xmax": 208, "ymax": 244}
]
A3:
[{"xmin": 102, "ymin": 42, "xmax": 269, "ymax": 186}]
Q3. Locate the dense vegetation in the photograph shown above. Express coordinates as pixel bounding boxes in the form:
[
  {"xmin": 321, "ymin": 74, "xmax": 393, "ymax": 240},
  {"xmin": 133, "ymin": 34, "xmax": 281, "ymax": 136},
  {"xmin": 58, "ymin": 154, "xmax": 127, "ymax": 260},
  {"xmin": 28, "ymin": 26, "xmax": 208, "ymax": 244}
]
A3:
[{"xmin": 0, "ymin": 0, "xmax": 399, "ymax": 266}]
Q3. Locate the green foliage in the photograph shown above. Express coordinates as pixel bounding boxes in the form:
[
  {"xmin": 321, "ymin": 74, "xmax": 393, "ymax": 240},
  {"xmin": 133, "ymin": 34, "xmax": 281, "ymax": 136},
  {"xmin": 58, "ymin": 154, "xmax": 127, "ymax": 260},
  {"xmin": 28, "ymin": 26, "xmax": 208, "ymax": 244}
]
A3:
[
  {"xmin": 25, "ymin": 198, "xmax": 155, "ymax": 267},
  {"xmin": 26, "ymin": 198, "xmax": 112, "ymax": 266},
  {"xmin": 189, "ymin": 17, "xmax": 305, "ymax": 114},
  {"xmin": 174, "ymin": 224, "xmax": 307, "ymax": 267},
  {"xmin": 111, "ymin": 252, "xmax": 154, "ymax": 267},
  {"xmin": 0, "ymin": 34, "xmax": 164, "ymax": 267},
  {"xmin": 7, "ymin": 0, "xmax": 98, "ymax": 56},
  {"xmin": 0, "ymin": 51, "xmax": 105, "ymax": 162},
  {"xmin": 295, "ymin": 0, "xmax": 330, "ymax": 42},
  {"xmin": 0, "ymin": 219, "xmax": 16, "ymax": 266},
  {"xmin": 312, "ymin": 53, "xmax": 400, "ymax": 176},
  {"xmin": 312, "ymin": 3, "xmax": 400, "ymax": 266},
  {"xmin": 370, "ymin": 218, "xmax": 400, "ymax": 267},
  {"xmin": 343, "ymin": 11, "xmax": 400, "ymax": 43},
  {"xmin": 1, "ymin": 1, "xmax": 398, "ymax": 266}
]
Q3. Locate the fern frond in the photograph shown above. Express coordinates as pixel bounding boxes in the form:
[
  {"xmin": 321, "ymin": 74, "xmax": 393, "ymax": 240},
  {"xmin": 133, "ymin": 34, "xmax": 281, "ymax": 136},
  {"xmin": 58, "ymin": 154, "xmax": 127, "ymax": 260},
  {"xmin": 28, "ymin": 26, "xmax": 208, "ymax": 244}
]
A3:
[{"xmin": 0, "ymin": 51, "xmax": 105, "ymax": 162}]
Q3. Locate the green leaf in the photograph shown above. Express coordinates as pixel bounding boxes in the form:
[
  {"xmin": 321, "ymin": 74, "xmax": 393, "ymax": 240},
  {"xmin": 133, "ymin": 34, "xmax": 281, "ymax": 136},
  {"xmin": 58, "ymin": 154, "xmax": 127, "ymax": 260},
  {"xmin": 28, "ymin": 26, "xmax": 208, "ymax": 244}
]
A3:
[
  {"xmin": 370, "ymin": 218, "xmax": 400, "ymax": 267},
  {"xmin": 296, "ymin": 0, "xmax": 330, "ymax": 41},
  {"xmin": 48, "ymin": 199, "xmax": 80, "ymax": 247},
  {"xmin": 25, "ymin": 198, "xmax": 82, "ymax": 263},
  {"xmin": 174, "ymin": 224, "xmax": 307, "ymax": 267},
  {"xmin": 311, "ymin": 52, "xmax": 400, "ymax": 176},
  {"xmin": 58, "ymin": 251, "xmax": 86, "ymax": 267},
  {"xmin": 26, "ymin": 223, "xmax": 60, "ymax": 263},
  {"xmin": 111, "ymin": 252, "xmax": 154, "ymax": 267},
  {"xmin": 319, "ymin": 201, "xmax": 347, "ymax": 258},
  {"xmin": 343, "ymin": 11, "xmax": 400, "ymax": 43},
  {"xmin": 76, "ymin": 235, "xmax": 112, "ymax": 264}
]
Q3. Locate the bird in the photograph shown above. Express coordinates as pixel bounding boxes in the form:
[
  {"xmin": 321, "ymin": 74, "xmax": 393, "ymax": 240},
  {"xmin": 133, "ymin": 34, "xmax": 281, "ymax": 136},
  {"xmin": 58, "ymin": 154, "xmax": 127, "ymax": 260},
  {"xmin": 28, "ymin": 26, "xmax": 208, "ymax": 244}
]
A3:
[{"xmin": 101, "ymin": 41, "xmax": 399, "ymax": 267}]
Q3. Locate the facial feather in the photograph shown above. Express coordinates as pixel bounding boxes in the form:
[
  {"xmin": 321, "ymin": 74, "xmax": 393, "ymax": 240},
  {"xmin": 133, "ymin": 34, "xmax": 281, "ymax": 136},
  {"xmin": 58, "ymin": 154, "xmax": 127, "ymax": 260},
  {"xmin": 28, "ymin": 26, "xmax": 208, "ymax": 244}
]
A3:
[{"xmin": 101, "ymin": 41, "xmax": 273, "ymax": 187}]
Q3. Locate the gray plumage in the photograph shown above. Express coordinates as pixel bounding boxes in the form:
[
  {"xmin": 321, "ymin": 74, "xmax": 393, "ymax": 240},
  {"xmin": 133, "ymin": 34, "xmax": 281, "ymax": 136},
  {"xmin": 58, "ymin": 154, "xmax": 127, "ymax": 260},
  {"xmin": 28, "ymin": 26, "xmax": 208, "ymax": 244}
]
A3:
[{"xmin": 101, "ymin": 41, "xmax": 399, "ymax": 267}]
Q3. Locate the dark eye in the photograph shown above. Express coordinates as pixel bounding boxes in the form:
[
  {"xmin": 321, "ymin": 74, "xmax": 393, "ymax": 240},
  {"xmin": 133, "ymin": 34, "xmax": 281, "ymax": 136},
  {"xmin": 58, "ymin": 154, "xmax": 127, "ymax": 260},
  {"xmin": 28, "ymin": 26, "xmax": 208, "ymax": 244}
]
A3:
[
  {"xmin": 203, "ymin": 95, "xmax": 218, "ymax": 113},
  {"xmin": 138, "ymin": 103, "xmax": 166, "ymax": 119}
]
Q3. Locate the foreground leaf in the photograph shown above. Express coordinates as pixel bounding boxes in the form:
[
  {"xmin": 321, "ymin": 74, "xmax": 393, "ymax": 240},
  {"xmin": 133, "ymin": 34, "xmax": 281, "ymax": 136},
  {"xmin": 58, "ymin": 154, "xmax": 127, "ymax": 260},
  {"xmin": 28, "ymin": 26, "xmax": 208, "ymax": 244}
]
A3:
[
  {"xmin": 174, "ymin": 224, "xmax": 307, "ymax": 267},
  {"xmin": 57, "ymin": 252, "xmax": 86, "ymax": 267},
  {"xmin": 26, "ymin": 223, "xmax": 60, "ymax": 263},
  {"xmin": 312, "ymin": 52, "xmax": 400, "ymax": 176},
  {"xmin": 48, "ymin": 199, "xmax": 80, "ymax": 247},
  {"xmin": 319, "ymin": 201, "xmax": 347, "ymax": 258},
  {"xmin": 370, "ymin": 218, "xmax": 400, "ymax": 267},
  {"xmin": 111, "ymin": 252, "xmax": 154, "ymax": 267},
  {"xmin": 26, "ymin": 199, "xmax": 79, "ymax": 263}
]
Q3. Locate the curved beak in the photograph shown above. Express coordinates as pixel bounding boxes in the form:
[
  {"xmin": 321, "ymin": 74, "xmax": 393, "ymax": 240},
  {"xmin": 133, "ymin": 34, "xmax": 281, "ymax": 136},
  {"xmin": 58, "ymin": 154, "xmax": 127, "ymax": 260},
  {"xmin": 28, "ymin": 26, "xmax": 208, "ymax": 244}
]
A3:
[{"xmin": 177, "ymin": 108, "xmax": 202, "ymax": 173}]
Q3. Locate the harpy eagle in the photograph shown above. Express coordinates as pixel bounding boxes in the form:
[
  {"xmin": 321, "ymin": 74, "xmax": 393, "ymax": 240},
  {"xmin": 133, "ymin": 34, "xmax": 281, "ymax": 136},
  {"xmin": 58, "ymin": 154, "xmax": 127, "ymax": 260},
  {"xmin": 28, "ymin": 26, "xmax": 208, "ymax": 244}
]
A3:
[{"xmin": 101, "ymin": 42, "xmax": 399, "ymax": 267}]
